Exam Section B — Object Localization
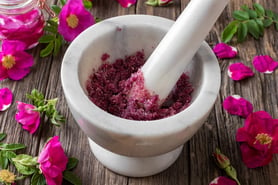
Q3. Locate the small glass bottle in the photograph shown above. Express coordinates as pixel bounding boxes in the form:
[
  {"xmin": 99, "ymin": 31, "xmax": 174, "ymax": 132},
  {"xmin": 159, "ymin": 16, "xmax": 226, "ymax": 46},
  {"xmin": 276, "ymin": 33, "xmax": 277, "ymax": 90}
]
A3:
[{"xmin": 0, "ymin": 0, "xmax": 45, "ymax": 49}]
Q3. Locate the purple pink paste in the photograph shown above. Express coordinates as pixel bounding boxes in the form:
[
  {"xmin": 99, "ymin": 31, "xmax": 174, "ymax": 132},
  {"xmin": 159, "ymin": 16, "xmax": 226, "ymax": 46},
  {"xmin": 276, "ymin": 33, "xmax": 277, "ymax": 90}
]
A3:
[{"xmin": 86, "ymin": 51, "xmax": 193, "ymax": 121}]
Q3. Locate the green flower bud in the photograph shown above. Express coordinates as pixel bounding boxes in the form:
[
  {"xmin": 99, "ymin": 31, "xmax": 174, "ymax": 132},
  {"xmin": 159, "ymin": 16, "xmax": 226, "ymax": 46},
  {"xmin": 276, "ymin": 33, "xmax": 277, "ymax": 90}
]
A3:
[{"xmin": 213, "ymin": 148, "xmax": 231, "ymax": 169}]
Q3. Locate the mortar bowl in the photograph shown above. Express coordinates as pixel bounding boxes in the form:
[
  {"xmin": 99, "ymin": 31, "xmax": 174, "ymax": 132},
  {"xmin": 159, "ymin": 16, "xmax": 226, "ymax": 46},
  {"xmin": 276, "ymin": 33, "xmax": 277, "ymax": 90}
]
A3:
[{"xmin": 61, "ymin": 15, "xmax": 220, "ymax": 177}]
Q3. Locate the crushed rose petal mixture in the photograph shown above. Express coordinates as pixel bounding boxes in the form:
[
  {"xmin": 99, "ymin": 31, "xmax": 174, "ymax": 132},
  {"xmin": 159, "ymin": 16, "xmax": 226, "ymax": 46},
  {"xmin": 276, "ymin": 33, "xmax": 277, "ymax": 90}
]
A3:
[{"xmin": 86, "ymin": 51, "xmax": 193, "ymax": 120}]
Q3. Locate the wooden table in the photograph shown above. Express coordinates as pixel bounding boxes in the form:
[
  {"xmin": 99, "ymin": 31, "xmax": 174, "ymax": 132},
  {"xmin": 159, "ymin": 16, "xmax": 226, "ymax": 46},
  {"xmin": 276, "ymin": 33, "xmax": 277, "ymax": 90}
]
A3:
[{"xmin": 1, "ymin": 0, "xmax": 277, "ymax": 184}]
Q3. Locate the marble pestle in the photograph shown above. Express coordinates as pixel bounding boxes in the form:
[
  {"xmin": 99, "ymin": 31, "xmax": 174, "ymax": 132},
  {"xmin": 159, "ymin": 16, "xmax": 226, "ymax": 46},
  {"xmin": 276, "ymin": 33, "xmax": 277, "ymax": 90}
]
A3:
[{"xmin": 141, "ymin": 0, "xmax": 229, "ymax": 103}]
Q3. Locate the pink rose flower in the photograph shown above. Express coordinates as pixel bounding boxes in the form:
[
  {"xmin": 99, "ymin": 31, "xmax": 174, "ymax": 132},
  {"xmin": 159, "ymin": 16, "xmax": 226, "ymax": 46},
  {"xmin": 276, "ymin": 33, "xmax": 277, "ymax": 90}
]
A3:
[
  {"xmin": 223, "ymin": 95, "xmax": 253, "ymax": 118},
  {"xmin": 228, "ymin": 62, "xmax": 254, "ymax": 81},
  {"xmin": 253, "ymin": 55, "xmax": 278, "ymax": 74},
  {"xmin": 58, "ymin": 0, "xmax": 95, "ymax": 42},
  {"xmin": 0, "ymin": 87, "xmax": 13, "ymax": 111},
  {"xmin": 38, "ymin": 136, "xmax": 68, "ymax": 185},
  {"xmin": 236, "ymin": 111, "xmax": 278, "ymax": 168},
  {"xmin": 116, "ymin": 0, "xmax": 136, "ymax": 8},
  {"xmin": 0, "ymin": 40, "xmax": 34, "ymax": 80},
  {"xmin": 209, "ymin": 176, "xmax": 237, "ymax": 185},
  {"xmin": 213, "ymin": 43, "xmax": 238, "ymax": 59},
  {"xmin": 15, "ymin": 101, "xmax": 40, "ymax": 134}
]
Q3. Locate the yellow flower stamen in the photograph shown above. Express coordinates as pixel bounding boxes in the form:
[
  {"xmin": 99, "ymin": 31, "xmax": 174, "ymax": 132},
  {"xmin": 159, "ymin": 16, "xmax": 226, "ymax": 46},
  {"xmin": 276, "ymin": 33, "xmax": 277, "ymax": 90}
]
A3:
[
  {"xmin": 254, "ymin": 133, "xmax": 272, "ymax": 146},
  {"xmin": 66, "ymin": 14, "xmax": 79, "ymax": 29},
  {"xmin": 0, "ymin": 169, "xmax": 16, "ymax": 183},
  {"xmin": 2, "ymin": 55, "xmax": 16, "ymax": 69}
]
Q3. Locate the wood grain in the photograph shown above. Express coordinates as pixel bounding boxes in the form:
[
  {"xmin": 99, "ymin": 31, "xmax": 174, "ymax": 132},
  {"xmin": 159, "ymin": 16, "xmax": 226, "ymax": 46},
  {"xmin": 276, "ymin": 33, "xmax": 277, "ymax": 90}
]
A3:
[{"xmin": 0, "ymin": 0, "xmax": 277, "ymax": 184}]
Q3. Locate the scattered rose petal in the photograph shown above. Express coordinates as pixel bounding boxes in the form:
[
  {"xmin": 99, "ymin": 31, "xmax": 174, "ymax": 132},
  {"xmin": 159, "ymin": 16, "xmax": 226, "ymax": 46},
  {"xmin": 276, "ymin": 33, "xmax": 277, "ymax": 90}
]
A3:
[
  {"xmin": 0, "ymin": 40, "xmax": 34, "ymax": 81},
  {"xmin": 58, "ymin": 0, "xmax": 95, "ymax": 42},
  {"xmin": 209, "ymin": 176, "xmax": 237, "ymax": 185},
  {"xmin": 253, "ymin": 55, "xmax": 278, "ymax": 74},
  {"xmin": 223, "ymin": 95, "xmax": 253, "ymax": 118},
  {"xmin": 213, "ymin": 43, "xmax": 238, "ymax": 59},
  {"xmin": 228, "ymin": 62, "xmax": 254, "ymax": 81},
  {"xmin": 0, "ymin": 88, "xmax": 13, "ymax": 111},
  {"xmin": 236, "ymin": 111, "xmax": 278, "ymax": 168},
  {"xmin": 116, "ymin": 0, "xmax": 136, "ymax": 8},
  {"xmin": 15, "ymin": 101, "xmax": 40, "ymax": 134},
  {"xmin": 38, "ymin": 136, "xmax": 68, "ymax": 185}
]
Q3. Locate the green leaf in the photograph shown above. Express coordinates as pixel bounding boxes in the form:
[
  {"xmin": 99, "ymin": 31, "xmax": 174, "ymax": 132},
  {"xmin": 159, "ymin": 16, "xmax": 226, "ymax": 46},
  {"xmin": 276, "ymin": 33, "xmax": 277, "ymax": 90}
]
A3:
[
  {"xmin": 246, "ymin": 20, "xmax": 261, "ymax": 39},
  {"xmin": 40, "ymin": 41, "xmax": 54, "ymax": 57},
  {"xmin": 232, "ymin": 10, "xmax": 250, "ymax": 21},
  {"xmin": 95, "ymin": 17, "xmax": 102, "ymax": 23},
  {"xmin": 13, "ymin": 161, "xmax": 37, "ymax": 175},
  {"xmin": 253, "ymin": 3, "xmax": 265, "ymax": 16},
  {"xmin": 44, "ymin": 25, "xmax": 57, "ymax": 33},
  {"xmin": 240, "ymin": 4, "xmax": 249, "ymax": 11},
  {"xmin": 255, "ymin": 19, "xmax": 264, "ymax": 36},
  {"xmin": 0, "ymin": 133, "xmax": 7, "ymax": 142},
  {"xmin": 266, "ymin": 9, "xmax": 274, "ymax": 18},
  {"xmin": 66, "ymin": 157, "xmax": 79, "ymax": 170},
  {"xmin": 275, "ymin": 23, "xmax": 278, "ymax": 31},
  {"xmin": 221, "ymin": 20, "xmax": 239, "ymax": 43},
  {"xmin": 31, "ymin": 171, "xmax": 46, "ymax": 185},
  {"xmin": 263, "ymin": 19, "xmax": 273, "ymax": 27},
  {"xmin": 1, "ymin": 151, "xmax": 16, "ymax": 160},
  {"xmin": 247, "ymin": 9, "xmax": 258, "ymax": 19},
  {"xmin": 12, "ymin": 154, "xmax": 38, "ymax": 167},
  {"xmin": 51, "ymin": 5, "xmax": 61, "ymax": 15},
  {"xmin": 63, "ymin": 170, "xmax": 82, "ymax": 185},
  {"xmin": 26, "ymin": 89, "xmax": 45, "ymax": 107},
  {"xmin": 237, "ymin": 22, "xmax": 248, "ymax": 42},
  {"xmin": 274, "ymin": 13, "xmax": 278, "ymax": 30},
  {"xmin": 0, "ymin": 150, "xmax": 16, "ymax": 169},
  {"xmin": 39, "ymin": 35, "xmax": 55, "ymax": 43},
  {"xmin": 0, "ymin": 143, "xmax": 26, "ymax": 151},
  {"xmin": 83, "ymin": 0, "xmax": 93, "ymax": 9},
  {"xmin": 53, "ymin": 35, "xmax": 63, "ymax": 56},
  {"xmin": 0, "ymin": 151, "xmax": 9, "ymax": 169},
  {"xmin": 46, "ymin": 19, "xmax": 58, "ymax": 28},
  {"xmin": 60, "ymin": 0, "xmax": 67, "ymax": 6}
]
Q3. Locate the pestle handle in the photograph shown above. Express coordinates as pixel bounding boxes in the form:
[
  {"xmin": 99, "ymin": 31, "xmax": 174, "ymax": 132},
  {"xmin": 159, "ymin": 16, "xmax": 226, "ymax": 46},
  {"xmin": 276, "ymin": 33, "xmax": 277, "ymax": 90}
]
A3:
[{"xmin": 141, "ymin": 0, "xmax": 229, "ymax": 102}]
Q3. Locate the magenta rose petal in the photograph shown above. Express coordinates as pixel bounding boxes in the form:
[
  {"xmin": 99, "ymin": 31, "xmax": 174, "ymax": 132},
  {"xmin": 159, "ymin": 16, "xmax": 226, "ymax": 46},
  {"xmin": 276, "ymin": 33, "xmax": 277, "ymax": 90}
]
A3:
[
  {"xmin": 116, "ymin": 0, "xmax": 136, "ymax": 8},
  {"xmin": 209, "ymin": 176, "xmax": 237, "ymax": 185},
  {"xmin": 0, "ymin": 87, "xmax": 13, "ymax": 111},
  {"xmin": 239, "ymin": 143, "xmax": 273, "ymax": 168},
  {"xmin": 228, "ymin": 62, "xmax": 254, "ymax": 81},
  {"xmin": 223, "ymin": 95, "xmax": 253, "ymax": 118},
  {"xmin": 213, "ymin": 43, "xmax": 238, "ymax": 59},
  {"xmin": 15, "ymin": 101, "xmax": 40, "ymax": 134},
  {"xmin": 253, "ymin": 55, "xmax": 278, "ymax": 74}
]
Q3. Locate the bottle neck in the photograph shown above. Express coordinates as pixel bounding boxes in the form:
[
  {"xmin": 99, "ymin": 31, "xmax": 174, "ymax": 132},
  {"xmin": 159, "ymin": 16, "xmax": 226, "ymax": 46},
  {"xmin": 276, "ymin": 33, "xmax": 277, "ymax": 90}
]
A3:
[{"xmin": 0, "ymin": 0, "xmax": 39, "ymax": 15}]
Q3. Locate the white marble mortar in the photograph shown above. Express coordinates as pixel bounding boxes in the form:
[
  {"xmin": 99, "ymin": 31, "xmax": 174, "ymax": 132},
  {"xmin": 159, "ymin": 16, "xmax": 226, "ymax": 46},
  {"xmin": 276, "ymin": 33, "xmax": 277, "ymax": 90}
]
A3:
[{"xmin": 61, "ymin": 15, "xmax": 220, "ymax": 177}]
